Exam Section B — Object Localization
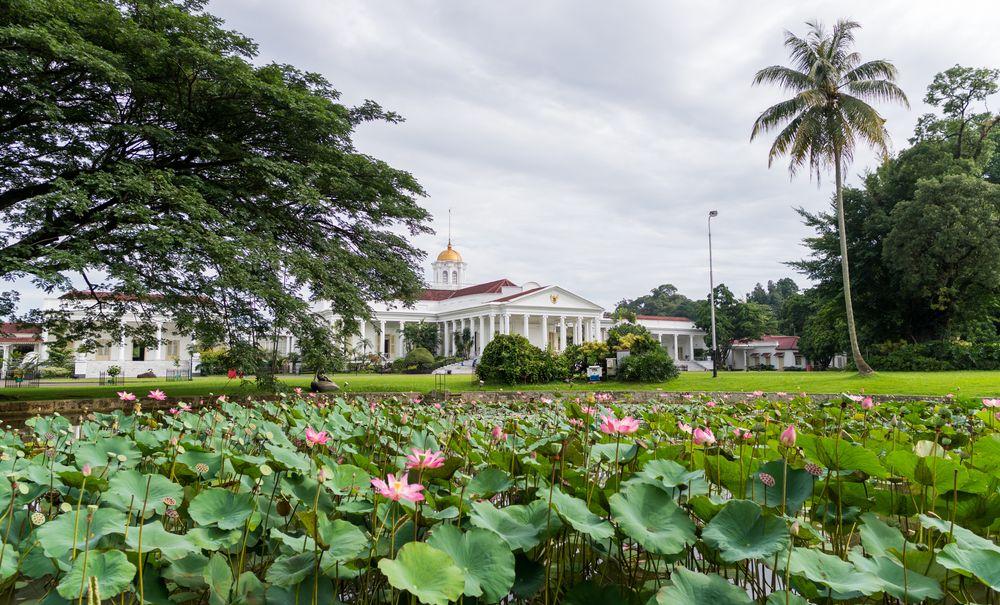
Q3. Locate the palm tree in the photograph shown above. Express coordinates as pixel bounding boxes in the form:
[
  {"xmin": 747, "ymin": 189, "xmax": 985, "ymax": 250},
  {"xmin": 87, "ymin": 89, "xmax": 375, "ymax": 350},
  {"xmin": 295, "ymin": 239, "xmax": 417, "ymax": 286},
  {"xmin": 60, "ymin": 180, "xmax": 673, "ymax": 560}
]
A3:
[{"xmin": 751, "ymin": 19, "xmax": 908, "ymax": 375}]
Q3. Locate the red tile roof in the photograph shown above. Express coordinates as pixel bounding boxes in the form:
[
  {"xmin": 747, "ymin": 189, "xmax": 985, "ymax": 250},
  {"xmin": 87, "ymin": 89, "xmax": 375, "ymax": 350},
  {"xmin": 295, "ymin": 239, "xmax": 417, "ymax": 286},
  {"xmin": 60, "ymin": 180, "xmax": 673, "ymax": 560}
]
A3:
[
  {"xmin": 0, "ymin": 337, "xmax": 41, "ymax": 344},
  {"xmin": 492, "ymin": 286, "xmax": 547, "ymax": 303},
  {"xmin": 1, "ymin": 322, "xmax": 41, "ymax": 334},
  {"xmin": 418, "ymin": 279, "xmax": 518, "ymax": 301},
  {"xmin": 636, "ymin": 314, "xmax": 695, "ymax": 322}
]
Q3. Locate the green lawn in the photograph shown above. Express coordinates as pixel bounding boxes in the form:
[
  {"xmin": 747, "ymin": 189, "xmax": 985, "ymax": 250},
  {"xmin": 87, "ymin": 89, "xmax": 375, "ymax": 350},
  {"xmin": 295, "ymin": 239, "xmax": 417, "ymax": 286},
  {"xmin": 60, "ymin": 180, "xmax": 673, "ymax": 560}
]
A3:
[{"xmin": 1, "ymin": 370, "xmax": 998, "ymax": 402}]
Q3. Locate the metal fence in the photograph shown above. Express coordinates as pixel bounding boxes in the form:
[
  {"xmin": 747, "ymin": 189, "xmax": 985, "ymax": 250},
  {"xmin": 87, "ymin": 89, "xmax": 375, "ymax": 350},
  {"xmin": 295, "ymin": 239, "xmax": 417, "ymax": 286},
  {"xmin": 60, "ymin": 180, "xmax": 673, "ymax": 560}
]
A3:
[
  {"xmin": 165, "ymin": 368, "xmax": 193, "ymax": 382},
  {"xmin": 3, "ymin": 372, "xmax": 40, "ymax": 388},
  {"xmin": 98, "ymin": 372, "xmax": 125, "ymax": 386}
]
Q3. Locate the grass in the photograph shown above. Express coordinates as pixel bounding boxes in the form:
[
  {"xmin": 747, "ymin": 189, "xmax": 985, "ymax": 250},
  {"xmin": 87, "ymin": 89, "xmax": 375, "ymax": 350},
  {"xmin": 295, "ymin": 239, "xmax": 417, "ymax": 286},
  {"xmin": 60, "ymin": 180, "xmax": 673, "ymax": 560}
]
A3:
[{"xmin": 0, "ymin": 370, "xmax": 998, "ymax": 402}]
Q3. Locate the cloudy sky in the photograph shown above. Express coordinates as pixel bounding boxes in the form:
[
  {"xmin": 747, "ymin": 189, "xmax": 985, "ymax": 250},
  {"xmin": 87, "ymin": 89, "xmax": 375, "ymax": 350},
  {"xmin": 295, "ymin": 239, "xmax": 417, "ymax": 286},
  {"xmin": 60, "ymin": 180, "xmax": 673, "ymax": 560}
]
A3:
[{"xmin": 13, "ymin": 0, "xmax": 1000, "ymax": 312}]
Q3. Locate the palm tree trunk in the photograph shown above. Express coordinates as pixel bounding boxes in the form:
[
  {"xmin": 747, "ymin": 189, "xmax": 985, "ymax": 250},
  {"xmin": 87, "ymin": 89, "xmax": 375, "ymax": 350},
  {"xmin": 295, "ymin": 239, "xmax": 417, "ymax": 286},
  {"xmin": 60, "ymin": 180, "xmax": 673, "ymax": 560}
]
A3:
[{"xmin": 834, "ymin": 148, "xmax": 874, "ymax": 375}]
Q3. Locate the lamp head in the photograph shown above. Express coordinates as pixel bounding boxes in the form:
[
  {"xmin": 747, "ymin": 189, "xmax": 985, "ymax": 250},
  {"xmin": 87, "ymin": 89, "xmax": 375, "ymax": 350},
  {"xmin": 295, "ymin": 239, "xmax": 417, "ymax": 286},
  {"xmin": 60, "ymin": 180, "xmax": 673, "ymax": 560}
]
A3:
[{"xmin": 709, "ymin": 210, "xmax": 718, "ymax": 217}]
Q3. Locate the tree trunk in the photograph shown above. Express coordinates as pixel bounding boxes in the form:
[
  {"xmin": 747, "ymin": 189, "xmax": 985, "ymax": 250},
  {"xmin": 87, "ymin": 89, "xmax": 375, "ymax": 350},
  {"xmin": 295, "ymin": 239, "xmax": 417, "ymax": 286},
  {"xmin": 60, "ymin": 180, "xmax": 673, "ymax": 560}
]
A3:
[{"xmin": 834, "ymin": 148, "xmax": 874, "ymax": 375}]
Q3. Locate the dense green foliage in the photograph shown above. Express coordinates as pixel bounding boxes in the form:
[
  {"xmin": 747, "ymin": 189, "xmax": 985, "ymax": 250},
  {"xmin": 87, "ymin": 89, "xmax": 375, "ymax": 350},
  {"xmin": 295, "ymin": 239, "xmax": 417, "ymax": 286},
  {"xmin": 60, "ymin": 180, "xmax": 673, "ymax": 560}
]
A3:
[
  {"xmin": 4, "ymin": 390, "xmax": 1000, "ymax": 603},
  {"xmin": 401, "ymin": 323, "xmax": 440, "ymax": 355},
  {"xmin": 617, "ymin": 347, "xmax": 679, "ymax": 382},
  {"xmin": 694, "ymin": 285, "xmax": 775, "ymax": 364},
  {"xmin": 476, "ymin": 335, "xmax": 565, "ymax": 385},
  {"xmin": 401, "ymin": 347, "xmax": 436, "ymax": 372},
  {"xmin": 0, "ymin": 0, "xmax": 429, "ymax": 368},
  {"xmin": 865, "ymin": 340, "xmax": 1000, "ymax": 371},
  {"xmin": 615, "ymin": 284, "xmax": 699, "ymax": 320},
  {"xmin": 793, "ymin": 64, "xmax": 1000, "ymax": 353}
]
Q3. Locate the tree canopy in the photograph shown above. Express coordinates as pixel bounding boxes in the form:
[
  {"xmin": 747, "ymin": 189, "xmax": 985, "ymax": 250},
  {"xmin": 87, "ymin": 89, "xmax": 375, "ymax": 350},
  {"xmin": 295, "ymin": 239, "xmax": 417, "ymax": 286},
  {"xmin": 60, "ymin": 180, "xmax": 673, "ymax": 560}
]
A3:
[
  {"xmin": 0, "ymin": 0, "xmax": 430, "ymax": 363},
  {"xmin": 615, "ymin": 284, "xmax": 698, "ymax": 320},
  {"xmin": 792, "ymin": 64, "xmax": 1000, "ymax": 346}
]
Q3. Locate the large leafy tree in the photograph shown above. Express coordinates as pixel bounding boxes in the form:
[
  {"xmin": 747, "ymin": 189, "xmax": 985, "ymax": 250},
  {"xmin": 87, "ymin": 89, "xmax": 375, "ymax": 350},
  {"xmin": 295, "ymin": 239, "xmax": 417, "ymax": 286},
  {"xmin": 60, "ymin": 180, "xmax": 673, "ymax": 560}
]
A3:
[
  {"xmin": 0, "ymin": 0, "xmax": 430, "ymax": 362},
  {"xmin": 694, "ymin": 285, "xmax": 776, "ymax": 367},
  {"xmin": 794, "ymin": 65, "xmax": 1000, "ymax": 345},
  {"xmin": 615, "ymin": 284, "xmax": 699, "ymax": 320},
  {"xmin": 751, "ymin": 19, "xmax": 908, "ymax": 375}
]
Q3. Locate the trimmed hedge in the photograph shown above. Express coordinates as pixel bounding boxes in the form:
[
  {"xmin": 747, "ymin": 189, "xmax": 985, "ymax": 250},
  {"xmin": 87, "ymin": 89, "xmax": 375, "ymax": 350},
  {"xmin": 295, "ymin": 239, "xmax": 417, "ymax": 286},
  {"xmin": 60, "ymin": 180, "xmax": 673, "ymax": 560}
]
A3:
[{"xmin": 865, "ymin": 340, "xmax": 1000, "ymax": 371}]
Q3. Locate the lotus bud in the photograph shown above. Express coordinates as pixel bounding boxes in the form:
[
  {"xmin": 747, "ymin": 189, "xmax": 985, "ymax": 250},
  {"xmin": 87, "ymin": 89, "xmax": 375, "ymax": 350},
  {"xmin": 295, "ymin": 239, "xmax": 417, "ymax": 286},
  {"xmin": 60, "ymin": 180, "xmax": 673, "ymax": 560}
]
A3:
[
  {"xmin": 779, "ymin": 425, "xmax": 797, "ymax": 447},
  {"xmin": 81, "ymin": 463, "xmax": 92, "ymax": 477}
]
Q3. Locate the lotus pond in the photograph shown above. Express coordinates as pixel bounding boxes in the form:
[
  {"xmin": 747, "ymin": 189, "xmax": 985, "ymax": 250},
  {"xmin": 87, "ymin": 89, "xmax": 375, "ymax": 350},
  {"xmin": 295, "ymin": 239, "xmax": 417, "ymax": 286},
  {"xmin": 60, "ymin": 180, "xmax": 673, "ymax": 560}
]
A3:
[{"xmin": 2, "ymin": 392, "xmax": 1000, "ymax": 605}]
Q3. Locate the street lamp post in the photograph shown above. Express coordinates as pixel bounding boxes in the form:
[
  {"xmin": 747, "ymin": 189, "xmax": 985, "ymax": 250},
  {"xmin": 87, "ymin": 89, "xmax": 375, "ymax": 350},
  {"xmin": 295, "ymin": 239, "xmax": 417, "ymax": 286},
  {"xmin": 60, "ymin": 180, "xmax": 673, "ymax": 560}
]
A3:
[{"xmin": 708, "ymin": 210, "xmax": 719, "ymax": 378}]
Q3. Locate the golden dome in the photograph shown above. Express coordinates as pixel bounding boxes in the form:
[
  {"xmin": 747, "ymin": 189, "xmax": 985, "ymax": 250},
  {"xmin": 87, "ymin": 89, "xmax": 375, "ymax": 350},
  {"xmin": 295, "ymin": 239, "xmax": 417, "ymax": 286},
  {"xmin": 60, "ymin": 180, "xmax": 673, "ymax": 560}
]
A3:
[{"xmin": 436, "ymin": 243, "xmax": 462, "ymax": 262}]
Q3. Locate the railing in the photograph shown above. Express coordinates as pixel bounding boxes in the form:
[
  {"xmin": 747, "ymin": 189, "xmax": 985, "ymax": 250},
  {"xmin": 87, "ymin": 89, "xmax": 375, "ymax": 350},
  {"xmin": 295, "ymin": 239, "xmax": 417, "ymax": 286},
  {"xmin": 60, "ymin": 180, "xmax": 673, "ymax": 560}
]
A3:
[
  {"xmin": 4, "ymin": 372, "xmax": 40, "ymax": 388},
  {"xmin": 164, "ymin": 368, "xmax": 193, "ymax": 382},
  {"xmin": 98, "ymin": 372, "xmax": 124, "ymax": 386}
]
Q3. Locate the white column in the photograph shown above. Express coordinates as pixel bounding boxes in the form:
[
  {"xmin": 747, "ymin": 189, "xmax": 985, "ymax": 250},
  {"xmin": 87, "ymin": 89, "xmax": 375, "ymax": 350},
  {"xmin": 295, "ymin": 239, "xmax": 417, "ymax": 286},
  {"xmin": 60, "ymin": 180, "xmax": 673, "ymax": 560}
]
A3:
[
  {"xmin": 689, "ymin": 334, "xmax": 695, "ymax": 360},
  {"xmin": 478, "ymin": 315, "xmax": 485, "ymax": 354},
  {"xmin": 522, "ymin": 314, "xmax": 529, "ymax": 340},
  {"xmin": 119, "ymin": 335, "xmax": 127, "ymax": 361},
  {"xmin": 487, "ymin": 314, "xmax": 494, "ymax": 344},
  {"xmin": 155, "ymin": 321, "xmax": 163, "ymax": 361},
  {"xmin": 541, "ymin": 315, "xmax": 548, "ymax": 350},
  {"xmin": 379, "ymin": 320, "xmax": 386, "ymax": 355},
  {"xmin": 559, "ymin": 316, "xmax": 567, "ymax": 351},
  {"xmin": 444, "ymin": 321, "xmax": 451, "ymax": 356},
  {"xmin": 0, "ymin": 344, "xmax": 10, "ymax": 377},
  {"xmin": 673, "ymin": 333, "xmax": 679, "ymax": 360},
  {"xmin": 398, "ymin": 320, "xmax": 406, "ymax": 355}
]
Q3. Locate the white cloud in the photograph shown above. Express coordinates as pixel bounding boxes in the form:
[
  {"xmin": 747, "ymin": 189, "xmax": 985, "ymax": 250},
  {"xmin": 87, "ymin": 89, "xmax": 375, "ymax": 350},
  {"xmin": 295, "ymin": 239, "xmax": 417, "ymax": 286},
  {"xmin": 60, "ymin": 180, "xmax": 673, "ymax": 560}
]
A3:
[{"xmin": 14, "ymin": 0, "xmax": 1000, "ymax": 312}]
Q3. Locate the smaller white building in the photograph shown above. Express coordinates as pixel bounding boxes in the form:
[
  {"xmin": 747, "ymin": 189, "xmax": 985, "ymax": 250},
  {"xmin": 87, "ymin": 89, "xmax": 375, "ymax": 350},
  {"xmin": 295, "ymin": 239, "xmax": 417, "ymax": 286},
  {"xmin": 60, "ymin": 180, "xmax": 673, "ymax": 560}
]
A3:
[
  {"xmin": 0, "ymin": 323, "xmax": 43, "ymax": 377},
  {"xmin": 40, "ymin": 294, "xmax": 199, "ymax": 378}
]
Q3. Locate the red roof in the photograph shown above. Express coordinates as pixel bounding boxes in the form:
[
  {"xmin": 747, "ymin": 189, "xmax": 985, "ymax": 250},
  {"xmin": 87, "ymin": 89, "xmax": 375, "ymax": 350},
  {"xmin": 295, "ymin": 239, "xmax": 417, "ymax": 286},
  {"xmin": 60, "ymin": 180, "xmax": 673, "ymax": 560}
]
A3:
[
  {"xmin": 492, "ymin": 286, "xmax": 547, "ymax": 303},
  {"xmin": 0, "ymin": 337, "xmax": 41, "ymax": 344},
  {"xmin": 418, "ymin": 279, "xmax": 518, "ymax": 301},
  {"xmin": 636, "ymin": 314, "xmax": 694, "ymax": 322},
  {"xmin": 1, "ymin": 322, "xmax": 41, "ymax": 335}
]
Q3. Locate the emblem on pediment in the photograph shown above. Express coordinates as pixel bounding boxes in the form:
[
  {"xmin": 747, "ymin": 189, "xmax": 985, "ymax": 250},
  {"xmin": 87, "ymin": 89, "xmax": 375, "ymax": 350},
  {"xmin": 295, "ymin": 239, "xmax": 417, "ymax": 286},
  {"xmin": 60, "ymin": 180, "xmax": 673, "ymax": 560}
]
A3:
[{"xmin": 550, "ymin": 294, "xmax": 559, "ymax": 304}]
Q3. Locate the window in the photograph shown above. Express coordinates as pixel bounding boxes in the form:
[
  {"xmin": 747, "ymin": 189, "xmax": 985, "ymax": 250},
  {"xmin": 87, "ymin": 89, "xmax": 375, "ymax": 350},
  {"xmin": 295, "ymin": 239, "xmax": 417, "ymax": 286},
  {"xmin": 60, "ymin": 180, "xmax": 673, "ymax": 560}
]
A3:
[
  {"xmin": 166, "ymin": 340, "xmax": 180, "ymax": 358},
  {"xmin": 95, "ymin": 343, "xmax": 111, "ymax": 361},
  {"xmin": 131, "ymin": 343, "xmax": 145, "ymax": 361},
  {"xmin": 442, "ymin": 271, "xmax": 449, "ymax": 284},
  {"xmin": 794, "ymin": 355, "xmax": 803, "ymax": 366},
  {"xmin": 452, "ymin": 270, "xmax": 458, "ymax": 284}
]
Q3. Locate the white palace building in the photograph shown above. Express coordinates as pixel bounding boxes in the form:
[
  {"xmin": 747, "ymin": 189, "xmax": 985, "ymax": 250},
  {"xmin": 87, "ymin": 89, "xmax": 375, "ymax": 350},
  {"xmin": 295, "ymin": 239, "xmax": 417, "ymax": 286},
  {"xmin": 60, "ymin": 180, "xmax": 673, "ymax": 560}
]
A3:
[{"xmin": 20, "ymin": 240, "xmax": 711, "ymax": 377}]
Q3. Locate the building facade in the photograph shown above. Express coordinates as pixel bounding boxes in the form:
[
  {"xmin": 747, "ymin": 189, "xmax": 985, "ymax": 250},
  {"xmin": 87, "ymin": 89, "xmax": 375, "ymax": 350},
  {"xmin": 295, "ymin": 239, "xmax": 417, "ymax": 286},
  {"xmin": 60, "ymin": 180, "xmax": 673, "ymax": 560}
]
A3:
[
  {"xmin": 315, "ymin": 242, "xmax": 711, "ymax": 370},
  {"xmin": 31, "ymin": 241, "xmax": 710, "ymax": 377}
]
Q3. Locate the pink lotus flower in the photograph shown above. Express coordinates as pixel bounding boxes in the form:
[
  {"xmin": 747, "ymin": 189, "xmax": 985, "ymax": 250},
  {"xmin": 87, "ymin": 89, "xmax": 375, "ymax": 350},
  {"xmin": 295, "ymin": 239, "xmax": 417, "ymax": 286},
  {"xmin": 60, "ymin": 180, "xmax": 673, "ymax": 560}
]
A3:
[
  {"xmin": 147, "ymin": 389, "xmax": 167, "ymax": 401},
  {"xmin": 581, "ymin": 406, "xmax": 597, "ymax": 416},
  {"xmin": 983, "ymin": 398, "xmax": 1000, "ymax": 408},
  {"xmin": 405, "ymin": 448, "xmax": 445, "ymax": 470},
  {"xmin": 861, "ymin": 396, "xmax": 875, "ymax": 410},
  {"xmin": 304, "ymin": 426, "xmax": 329, "ymax": 447},
  {"xmin": 371, "ymin": 472, "xmax": 424, "ymax": 502},
  {"xmin": 433, "ymin": 403, "xmax": 442, "ymax": 410},
  {"xmin": 568, "ymin": 418, "xmax": 584, "ymax": 428},
  {"xmin": 178, "ymin": 402, "xmax": 192, "ymax": 412},
  {"xmin": 779, "ymin": 425, "xmax": 797, "ymax": 447},
  {"xmin": 81, "ymin": 463, "xmax": 92, "ymax": 477},
  {"xmin": 117, "ymin": 391, "xmax": 136, "ymax": 402},
  {"xmin": 776, "ymin": 392, "xmax": 788, "ymax": 398},
  {"xmin": 751, "ymin": 390, "xmax": 764, "ymax": 398},
  {"xmin": 294, "ymin": 387, "xmax": 303, "ymax": 395},
  {"xmin": 677, "ymin": 421, "xmax": 693, "ymax": 434},
  {"xmin": 845, "ymin": 394, "xmax": 863, "ymax": 403},
  {"xmin": 705, "ymin": 401, "xmax": 716, "ymax": 408},
  {"xmin": 168, "ymin": 408, "xmax": 180, "ymax": 415},
  {"xmin": 599, "ymin": 414, "xmax": 641, "ymax": 435},
  {"xmin": 692, "ymin": 427, "xmax": 716, "ymax": 446},
  {"xmin": 491, "ymin": 425, "xmax": 507, "ymax": 441}
]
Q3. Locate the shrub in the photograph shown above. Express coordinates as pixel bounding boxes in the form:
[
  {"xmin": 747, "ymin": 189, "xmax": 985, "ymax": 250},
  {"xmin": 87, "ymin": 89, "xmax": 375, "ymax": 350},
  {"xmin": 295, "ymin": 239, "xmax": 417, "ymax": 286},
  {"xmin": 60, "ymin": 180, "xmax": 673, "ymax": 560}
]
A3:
[
  {"xmin": 401, "ymin": 347, "xmax": 436, "ymax": 373},
  {"xmin": 40, "ymin": 366, "xmax": 72, "ymax": 378},
  {"xmin": 864, "ymin": 340, "xmax": 1000, "ymax": 371},
  {"xmin": 617, "ymin": 347, "xmax": 679, "ymax": 382},
  {"xmin": 607, "ymin": 322, "xmax": 652, "ymax": 350},
  {"xmin": 477, "ymin": 335, "xmax": 565, "ymax": 385}
]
